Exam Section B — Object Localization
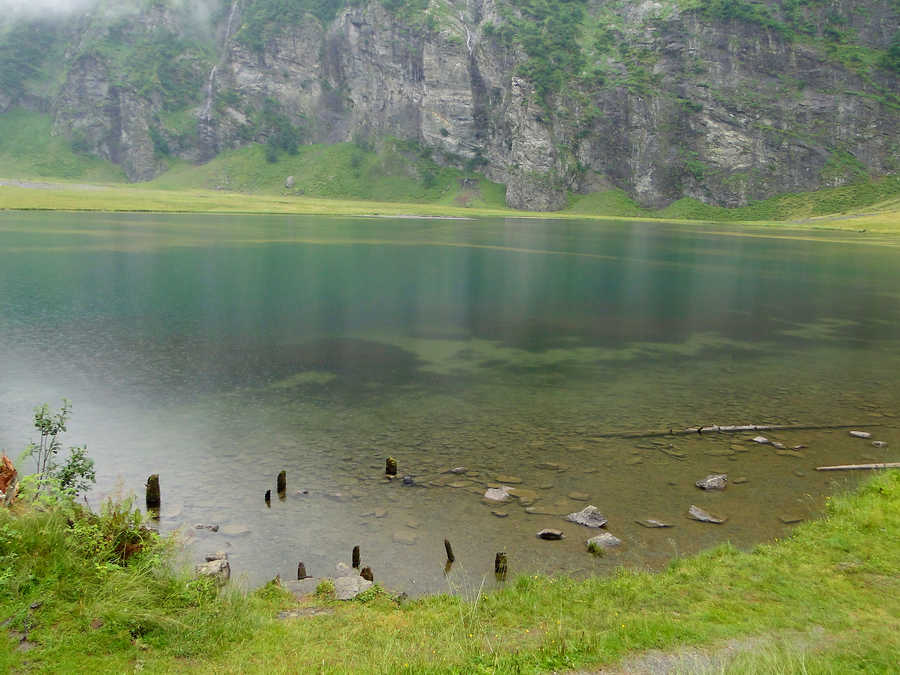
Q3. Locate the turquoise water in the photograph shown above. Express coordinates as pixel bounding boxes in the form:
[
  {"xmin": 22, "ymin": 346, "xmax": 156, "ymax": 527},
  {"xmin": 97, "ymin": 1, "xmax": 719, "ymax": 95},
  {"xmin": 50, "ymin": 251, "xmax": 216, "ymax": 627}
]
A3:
[{"xmin": 1, "ymin": 212, "xmax": 898, "ymax": 594}]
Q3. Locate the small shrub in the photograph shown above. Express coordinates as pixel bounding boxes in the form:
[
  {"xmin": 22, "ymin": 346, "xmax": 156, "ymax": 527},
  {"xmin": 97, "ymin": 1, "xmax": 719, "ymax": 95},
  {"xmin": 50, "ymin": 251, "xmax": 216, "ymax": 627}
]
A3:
[{"xmin": 315, "ymin": 578, "xmax": 335, "ymax": 598}]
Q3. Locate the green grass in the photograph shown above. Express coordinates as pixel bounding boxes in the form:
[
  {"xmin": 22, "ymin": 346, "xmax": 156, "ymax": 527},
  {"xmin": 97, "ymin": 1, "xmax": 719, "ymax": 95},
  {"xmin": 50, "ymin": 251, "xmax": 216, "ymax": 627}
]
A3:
[
  {"xmin": 147, "ymin": 140, "xmax": 508, "ymax": 209},
  {"xmin": 0, "ymin": 109, "xmax": 126, "ymax": 183},
  {"xmin": 1, "ymin": 469, "xmax": 897, "ymax": 672}
]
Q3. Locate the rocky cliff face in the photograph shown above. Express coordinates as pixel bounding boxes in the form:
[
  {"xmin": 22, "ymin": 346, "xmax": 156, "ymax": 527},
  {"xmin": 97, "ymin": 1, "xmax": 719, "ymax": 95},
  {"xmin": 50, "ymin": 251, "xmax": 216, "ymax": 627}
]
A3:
[{"xmin": 2, "ymin": 0, "xmax": 898, "ymax": 209}]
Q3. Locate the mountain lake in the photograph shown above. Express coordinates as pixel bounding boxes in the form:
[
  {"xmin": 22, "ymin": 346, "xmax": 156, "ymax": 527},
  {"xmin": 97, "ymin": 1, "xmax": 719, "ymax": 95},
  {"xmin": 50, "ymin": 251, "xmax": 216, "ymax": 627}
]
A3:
[{"xmin": 1, "ymin": 211, "xmax": 898, "ymax": 595}]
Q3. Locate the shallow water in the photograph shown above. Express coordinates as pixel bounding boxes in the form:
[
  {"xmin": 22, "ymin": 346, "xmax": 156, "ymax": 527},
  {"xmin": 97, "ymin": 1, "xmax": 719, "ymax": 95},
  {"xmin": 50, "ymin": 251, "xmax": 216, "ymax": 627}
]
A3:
[{"xmin": 1, "ymin": 212, "xmax": 898, "ymax": 594}]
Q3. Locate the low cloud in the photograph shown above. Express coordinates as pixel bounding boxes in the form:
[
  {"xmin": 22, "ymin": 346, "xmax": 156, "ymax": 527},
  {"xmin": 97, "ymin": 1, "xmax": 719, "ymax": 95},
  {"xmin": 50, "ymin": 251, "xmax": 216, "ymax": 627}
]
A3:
[{"xmin": 0, "ymin": 0, "xmax": 99, "ymax": 17}]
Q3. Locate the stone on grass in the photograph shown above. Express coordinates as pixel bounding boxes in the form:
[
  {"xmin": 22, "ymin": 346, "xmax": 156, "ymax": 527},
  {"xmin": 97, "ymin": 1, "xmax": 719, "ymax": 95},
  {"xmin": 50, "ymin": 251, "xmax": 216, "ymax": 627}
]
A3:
[
  {"xmin": 334, "ymin": 575, "xmax": 373, "ymax": 600},
  {"xmin": 565, "ymin": 505, "xmax": 608, "ymax": 528},
  {"xmin": 196, "ymin": 558, "xmax": 230, "ymax": 585}
]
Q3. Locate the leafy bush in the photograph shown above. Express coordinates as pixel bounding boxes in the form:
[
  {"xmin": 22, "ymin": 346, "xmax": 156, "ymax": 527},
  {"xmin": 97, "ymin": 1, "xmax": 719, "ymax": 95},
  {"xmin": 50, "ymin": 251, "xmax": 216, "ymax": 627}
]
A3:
[{"xmin": 22, "ymin": 400, "xmax": 95, "ymax": 499}]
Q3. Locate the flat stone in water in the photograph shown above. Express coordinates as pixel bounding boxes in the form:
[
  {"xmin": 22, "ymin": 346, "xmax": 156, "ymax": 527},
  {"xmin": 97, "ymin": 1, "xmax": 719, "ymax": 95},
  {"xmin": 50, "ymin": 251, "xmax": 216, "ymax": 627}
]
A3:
[
  {"xmin": 771, "ymin": 441, "xmax": 786, "ymax": 450},
  {"xmin": 849, "ymin": 431, "xmax": 872, "ymax": 439},
  {"xmin": 448, "ymin": 481, "xmax": 471, "ymax": 488},
  {"xmin": 776, "ymin": 449, "xmax": 804, "ymax": 458},
  {"xmin": 587, "ymin": 532, "xmax": 622, "ymax": 551},
  {"xmin": 525, "ymin": 506, "xmax": 557, "ymax": 515},
  {"xmin": 635, "ymin": 519, "xmax": 672, "ymax": 528},
  {"xmin": 538, "ymin": 482, "xmax": 554, "ymax": 490},
  {"xmin": 732, "ymin": 477, "xmax": 749, "ymax": 485},
  {"xmin": 779, "ymin": 515, "xmax": 804, "ymax": 524},
  {"xmin": 704, "ymin": 448, "xmax": 735, "ymax": 457},
  {"xmin": 484, "ymin": 486, "xmax": 511, "ymax": 502},
  {"xmin": 565, "ymin": 505, "xmax": 608, "ymax": 528},
  {"xmin": 537, "ymin": 462, "xmax": 569, "ymax": 471},
  {"xmin": 491, "ymin": 510, "xmax": 509, "ymax": 518},
  {"xmin": 688, "ymin": 505, "xmax": 726, "ymax": 524},
  {"xmin": 625, "ymin": 457, "xmax": 643, "ymax": 465},
  {"xmin": 495, "ymin": 475, "xmax": 523, "ymax": 484},
  {"xmin": 392, "ymin": 531, "xmax": 418, "ymax": 545},
  {"xmin": 568, "ymin": 491, "xmax": 591, "ymax": 501},
  {"xmin": 537, "ymin": 528, "xmax": 564, "ymax": 540},
  {"xmin": 752, "ymin": 436, "xmax": 769, "ymax": 444},
  {"xmin": 374, "ymin": 508, "xmax": 388, "ymax": 518},
  {"xmin": 872, "ymin": 440, "xmax": 888, "ymax": 448},
  {"xmin": 695, "ymin": 474, "xmax": 727, "ymax": 490},
  {"xmin": 221, "ymin": 524, "xmax": 250, "ymax": 537}
]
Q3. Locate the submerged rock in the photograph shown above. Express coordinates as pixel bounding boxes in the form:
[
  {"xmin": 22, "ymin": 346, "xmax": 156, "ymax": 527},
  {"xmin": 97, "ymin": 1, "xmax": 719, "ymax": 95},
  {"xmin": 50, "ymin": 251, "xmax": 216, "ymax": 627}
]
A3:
[
  {"xmin": 695, "ymin": 474, "xmax": 727, "ymax": 490},
  {"xmin": 221, "ymin": 523, "xmax": 250, "ymax": 537},
  {"xmin": 849, "ymin": 430, "xmax": 872, "ymax": 439},
  {"xmin": 635, "ymin": 519, "xmax": 672, "ymax": 528},
  {"xmin": 537, "ymin": 528, "xmax": 564, "ymax": 540},
  {"xmin": 567, "ymin": 491, "xmax": 591, "ymax": 501},
  {"xmin": 587, "ymin": 532, "xmax": 622, "ymax": 551},
  {"xmin": 688, "ymin": 505, "xmax": 726, "ymax": 524},
  {"xmin": 495, "ymin": 474, "xmax": 523, "ymax": 484},
  {"xmin": 484, "ymin": 486, "xmax": 511, "ymax": 502},
  {"xmin": 872, "ymin": 440, "xmax": 888, "ymax": 448},
  {"xmin": 752, "ymin": 436, "xmax": 770, "ymax": 444},
  {"xmin": 779, "ymin": 514, "xmax": 804, "ymax": 524},
  {"xmin": 204, "ymin": 551, "xmax": 228, "ymax": 562},
  {"xmin": 194, "ymin": 523, "xmax": 219, "ymax": 532},
  {"xmin": 565, "ymin": 505, "xmax": 608, "ymax": 528},
  {"xmin": 392, "ymin": 531, "xmax": 418, "ymax": 545},
  {"xmin": 491, "ymin": 510, "xmax": 509, "ymax": 518}
]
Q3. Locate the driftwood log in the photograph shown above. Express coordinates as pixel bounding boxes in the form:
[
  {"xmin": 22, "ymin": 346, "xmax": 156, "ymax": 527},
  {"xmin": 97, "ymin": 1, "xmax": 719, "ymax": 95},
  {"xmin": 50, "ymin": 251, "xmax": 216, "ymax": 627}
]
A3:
[
  {"xmin": 592, "ymin": 423, "xmax": 880, "ymax": 440},
  {"xmin": 816, "ymin": 463, "xmax": 900, "ymax": 471}
]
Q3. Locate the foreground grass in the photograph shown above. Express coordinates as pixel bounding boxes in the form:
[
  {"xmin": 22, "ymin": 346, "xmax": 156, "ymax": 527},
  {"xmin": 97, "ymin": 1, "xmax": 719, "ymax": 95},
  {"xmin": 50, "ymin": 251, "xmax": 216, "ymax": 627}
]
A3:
[{"xmin": 1, "ymin": 471, "xmax": 897, "ymax": 673}]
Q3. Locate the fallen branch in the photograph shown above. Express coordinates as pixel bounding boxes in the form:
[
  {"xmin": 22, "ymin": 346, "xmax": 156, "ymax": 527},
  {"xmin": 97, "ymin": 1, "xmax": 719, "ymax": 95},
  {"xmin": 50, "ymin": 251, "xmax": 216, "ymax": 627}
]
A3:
[
  {"xmin": 816, "ymin": 463, "xmax": 900, "ymax": 471},
  {"xmin": 591, "ymin": 423, "xmax": 880, "ymax": 440}
]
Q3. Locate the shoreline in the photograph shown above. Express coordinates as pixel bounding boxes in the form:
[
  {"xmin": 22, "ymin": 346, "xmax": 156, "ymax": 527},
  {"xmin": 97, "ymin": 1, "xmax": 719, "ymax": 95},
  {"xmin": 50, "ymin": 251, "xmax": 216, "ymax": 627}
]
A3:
[
  {"xmin": 1, "ymin": 469, "xmax": 896, "ymax": 671},
  {"xmin": 3, "ymin": 178, "xmax": 900, "ymax": 235}
]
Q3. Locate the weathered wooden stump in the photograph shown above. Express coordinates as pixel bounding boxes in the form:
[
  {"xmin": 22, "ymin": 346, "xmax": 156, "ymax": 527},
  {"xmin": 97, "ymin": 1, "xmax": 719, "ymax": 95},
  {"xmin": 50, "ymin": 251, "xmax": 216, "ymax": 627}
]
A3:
[
  {"xmin": 145, "ymin": 474, "xmax": 160, "ymax": 511},
  {"xmin": 297, "ymin": 562, "xmax": 308, "ymax": 580},
  {"xmin": 360, "ymin": 566, "xmax": 374, "ymax": 582},
  {"xmin": 385, "ymin": 457, "xmax": 398, "ymax": 476},
  {"xmin": 264, "ymin": 489, "xmax": 271, "ymax": 506},
  {"xmin": 277, "ymin": 470, "xmax": 286, "ymax": 495},
  {"xmin": 494, "ymin": 552, "xmax": 508, "ymax": 579},
  {"xmin": 444, "ymin": 538, "xmax": 455, "ymax": 563},
  {"xmin": 352, "ymin": 545, "xmax": 360, "ymax": 569}
]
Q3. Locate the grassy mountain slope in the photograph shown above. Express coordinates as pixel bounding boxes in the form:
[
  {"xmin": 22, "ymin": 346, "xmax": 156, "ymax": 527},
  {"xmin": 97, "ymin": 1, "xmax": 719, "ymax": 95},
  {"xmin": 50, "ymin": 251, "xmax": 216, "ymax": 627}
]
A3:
[{"xmin": 0, "ymin": 110, "xmax": 125, "ymax": 183}]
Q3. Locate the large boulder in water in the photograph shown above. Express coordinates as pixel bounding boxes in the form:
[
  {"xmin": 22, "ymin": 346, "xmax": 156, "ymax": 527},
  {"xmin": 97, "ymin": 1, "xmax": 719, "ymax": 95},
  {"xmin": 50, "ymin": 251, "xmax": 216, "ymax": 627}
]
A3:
[{"xmin": 565, "ymin": 505, "xmax": 608, "ymax": 528}]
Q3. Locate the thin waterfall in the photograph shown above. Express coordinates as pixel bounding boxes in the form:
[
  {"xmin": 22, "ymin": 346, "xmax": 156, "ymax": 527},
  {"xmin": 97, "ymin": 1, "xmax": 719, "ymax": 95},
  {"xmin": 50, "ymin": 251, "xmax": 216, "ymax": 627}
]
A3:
[{"xmin": 198, "ymin": 0, "xmax": 240, "ymax": 158}]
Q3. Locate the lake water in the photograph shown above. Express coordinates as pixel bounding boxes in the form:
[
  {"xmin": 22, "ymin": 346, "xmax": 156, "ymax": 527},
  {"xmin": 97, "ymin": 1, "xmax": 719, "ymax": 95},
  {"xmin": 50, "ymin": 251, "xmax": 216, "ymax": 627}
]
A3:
[{"xmin": 1, "ymin": 211, "xmax": 898, "ymax": 595}]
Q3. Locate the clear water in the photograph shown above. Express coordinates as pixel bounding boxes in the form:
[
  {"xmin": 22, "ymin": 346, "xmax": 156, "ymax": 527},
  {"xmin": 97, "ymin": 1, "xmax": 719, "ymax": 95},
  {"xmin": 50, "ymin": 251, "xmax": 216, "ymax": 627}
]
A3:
[{"xmin": 1, "ymin": 211, "xmax": 898, "ymax": 595}]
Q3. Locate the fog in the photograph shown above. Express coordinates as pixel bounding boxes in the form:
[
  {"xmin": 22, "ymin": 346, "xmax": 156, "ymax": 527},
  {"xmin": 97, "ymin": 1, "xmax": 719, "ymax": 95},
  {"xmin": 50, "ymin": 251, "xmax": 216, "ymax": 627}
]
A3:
[{"xmin": 0, "ymin": 0, "xmax": 222, "ymax": 27}]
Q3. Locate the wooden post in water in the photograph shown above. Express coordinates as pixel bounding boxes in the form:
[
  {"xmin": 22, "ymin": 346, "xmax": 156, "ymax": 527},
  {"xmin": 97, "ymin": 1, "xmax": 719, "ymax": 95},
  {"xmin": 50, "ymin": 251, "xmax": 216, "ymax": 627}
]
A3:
[
  {"xmin": 297, "ymin": 562, "xmax": 308, "ymax": 580},
  {"xmin": 444, "ymin": 538, "xmax": 455, "ymax": 563},
  {"xmin": 385, "ymin": 457, "xmax": 398, "ymax": 476},
  {"xmin": 264, "ymin": 489, "xmax": 271, "ymax": 506},
  {"xmin": 277, "ymin": 470, "xmax": 286, "ymax": 495},
  {"xmin": 352, "ymin": 545, "xmax": 360, "ymax": 569},
  {"xmin": 145, "ymin": 474, "xmax": 160, "ymax": 511},
  {"xmin": 494, "ymin": 552, "xmax": 508, "ymax": 580},
  {"xmin": 360, "ymin": 566, "xmax": 374, "ymax": 582}
]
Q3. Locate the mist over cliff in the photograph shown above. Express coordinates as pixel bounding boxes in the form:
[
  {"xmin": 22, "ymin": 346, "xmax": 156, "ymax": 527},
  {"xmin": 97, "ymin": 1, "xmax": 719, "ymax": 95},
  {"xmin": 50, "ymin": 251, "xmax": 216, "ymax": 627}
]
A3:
[{"xmin": 1, "ymin": 0, "xmax": 898, "ymax": 210}]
